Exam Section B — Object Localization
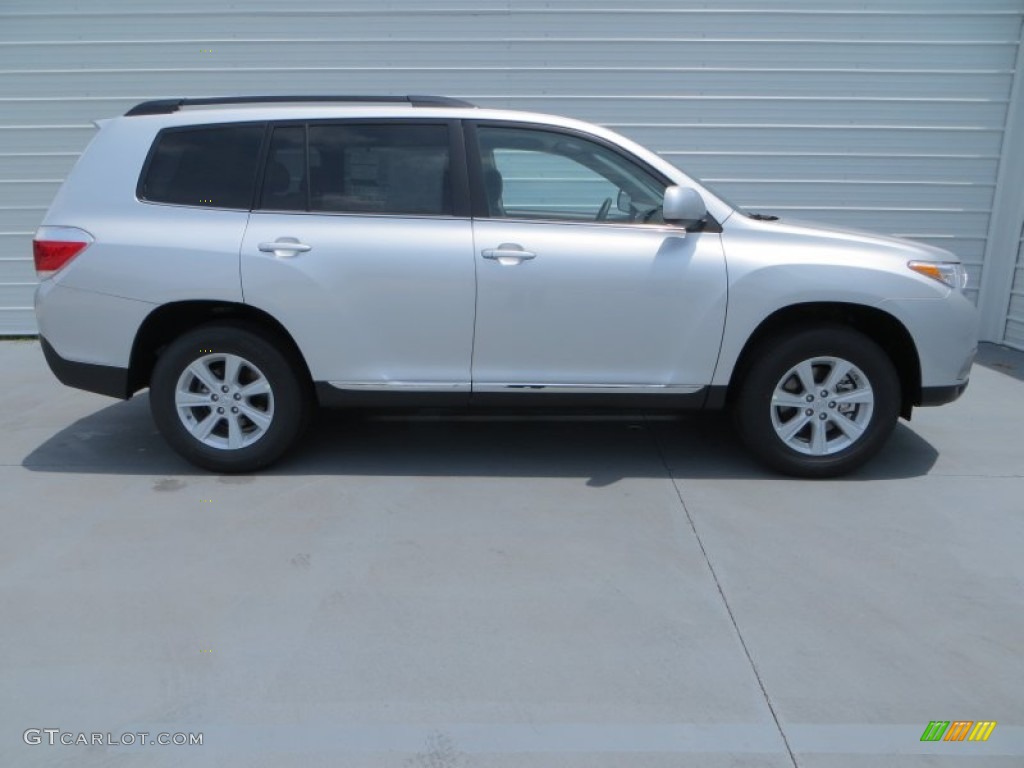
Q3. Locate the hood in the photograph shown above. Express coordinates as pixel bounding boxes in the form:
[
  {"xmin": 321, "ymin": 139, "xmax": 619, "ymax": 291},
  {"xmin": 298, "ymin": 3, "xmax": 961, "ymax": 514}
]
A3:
[{"xmin": 746, "ymin": 216, "xmax": 959, "ymax": 262}]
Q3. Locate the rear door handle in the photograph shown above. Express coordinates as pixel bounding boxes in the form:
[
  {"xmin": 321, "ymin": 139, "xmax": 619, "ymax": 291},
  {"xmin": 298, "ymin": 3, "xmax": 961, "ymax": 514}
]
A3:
[
  {"xmin": 481, "ymin": 243, "xmax": 536, "ymax": 264},
  {"xmin": 258, "ymin": 238, "xmax": 312, "ymax": 257}
]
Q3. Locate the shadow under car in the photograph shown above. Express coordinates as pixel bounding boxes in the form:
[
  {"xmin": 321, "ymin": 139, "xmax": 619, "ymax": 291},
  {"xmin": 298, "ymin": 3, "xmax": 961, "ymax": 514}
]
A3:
[{"xmin": 22, "ymin": 393, "xmax": 939, "ymax": 483}]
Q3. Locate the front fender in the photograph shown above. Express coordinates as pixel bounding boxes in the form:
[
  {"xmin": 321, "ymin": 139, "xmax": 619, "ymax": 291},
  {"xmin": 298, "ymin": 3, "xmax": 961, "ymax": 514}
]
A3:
[{"xmin": 712, "ymin": 261, "xmax": 939, "ymax": 386}]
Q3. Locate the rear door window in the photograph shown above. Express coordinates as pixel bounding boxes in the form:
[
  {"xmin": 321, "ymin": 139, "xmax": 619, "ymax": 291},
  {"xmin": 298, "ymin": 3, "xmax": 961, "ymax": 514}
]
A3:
[
  {"xmin": 256, "ymin": 123, "xmax": 452, "ymax": 216},
  {"xmin": 139, "ymin": 124, "xmax": 265, "ymax": 209}
]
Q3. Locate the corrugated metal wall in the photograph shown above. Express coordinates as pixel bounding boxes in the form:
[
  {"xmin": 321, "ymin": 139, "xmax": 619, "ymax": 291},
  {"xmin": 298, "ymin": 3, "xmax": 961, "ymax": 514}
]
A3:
[
  {"xmin": 1006, "ymin": 223, "xmax": 1024, "ymax": 348},
  {"xmin": 1, "ymin": 0, "xmax": 1022, "ymax": 337}
]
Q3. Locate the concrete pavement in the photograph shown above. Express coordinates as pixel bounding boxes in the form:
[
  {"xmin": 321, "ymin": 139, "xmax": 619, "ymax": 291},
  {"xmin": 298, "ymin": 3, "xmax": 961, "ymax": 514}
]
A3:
[{"xmin": 1, "ymin": 339, "xmax": 1022, "ymax": 767}]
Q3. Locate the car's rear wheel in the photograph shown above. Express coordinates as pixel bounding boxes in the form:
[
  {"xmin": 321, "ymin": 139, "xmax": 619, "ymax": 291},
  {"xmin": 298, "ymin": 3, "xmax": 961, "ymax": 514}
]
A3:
[
  {"xmin": 149, "ymin": 324, "xmax": 310, "ymax": 472},
  {"xmin": 733, "ymin": 326, "xmax": 900, "ymax": 477}
]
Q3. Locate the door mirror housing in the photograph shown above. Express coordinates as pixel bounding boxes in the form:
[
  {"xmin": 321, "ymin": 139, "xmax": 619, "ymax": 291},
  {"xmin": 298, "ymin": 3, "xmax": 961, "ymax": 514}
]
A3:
[{"xmin": 662, "ymin": 186, "xmax": 707, "ymax": 226}]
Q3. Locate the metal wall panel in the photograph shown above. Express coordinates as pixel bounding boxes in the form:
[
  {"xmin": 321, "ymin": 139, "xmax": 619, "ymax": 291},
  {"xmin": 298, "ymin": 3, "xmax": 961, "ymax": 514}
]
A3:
[
  {"xmin": 1005, "ymin": 225, "xmax": 1024, "ymax": 350},
  {"xmin": 1, "ymin": 0, "xmax": 1022, "ymax": 335}
]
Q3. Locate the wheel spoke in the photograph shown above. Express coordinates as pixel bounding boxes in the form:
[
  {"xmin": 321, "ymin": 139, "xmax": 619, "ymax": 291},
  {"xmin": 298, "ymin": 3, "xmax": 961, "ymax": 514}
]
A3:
[
  {"xmin": 238, "ymin": 402, "xmax": 272, "ymax": 431},
  {"xmin": 223, "ymin": 354, "xmax": 243, "ymax": 388},
  {"xmin": 772, "ymin": 391, "xmax": 808, "ymax": 408},
  {"xmin": 190, "ymin": 412, "xmax": 221, "ymax": 440},
  {"xmin": 176, "ymin": 391, "xmax": 213, "ymax": 407},
  {"xmin": 795, "ymin": 361, "xmax": 817, "ymax": 394},
  {"xmin": 227, "ymin": 413, "xmax": 244, "ymax": 449},
  {"xmin": 832, "ymin": 413, "xmax": 866, "ymax": 440},
  {"xmin": 779, "ymin": 413, "xmax": 812, "ymax": 442},
  {"xmin": 238, "ymin": 379, "xmax": 271, "ymax": 397},
  {"xmin": 187, "ymin": 361, "xmax": 221, "ymax": 393},
  {"xmin": 832, "ymin": 387, "xmax": 873, "ymax": 405},
  {"xmin": 809, "ymin": 419, "xmax": 827, "ymax": 454}
]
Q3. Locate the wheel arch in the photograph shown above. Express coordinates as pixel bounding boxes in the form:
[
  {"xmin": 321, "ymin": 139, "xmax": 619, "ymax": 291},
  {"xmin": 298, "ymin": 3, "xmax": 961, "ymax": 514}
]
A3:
[
  {"xmin": 128, "ymin": 301, "xmax": 313, "ymax": 396},
  {"xmin": 723, "ymin": 302, "xmax": 921, "ymax": 420}
]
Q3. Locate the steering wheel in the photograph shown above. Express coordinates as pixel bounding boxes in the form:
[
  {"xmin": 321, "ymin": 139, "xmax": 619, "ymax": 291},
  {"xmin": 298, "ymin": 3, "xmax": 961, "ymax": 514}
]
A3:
[
  {"xmin": 642, "ymin": 205, "xmax": 663, "ymax": 224},
  {"xmin": 596, "ymin": 197, "xmax": 612, "ymax": 221}
]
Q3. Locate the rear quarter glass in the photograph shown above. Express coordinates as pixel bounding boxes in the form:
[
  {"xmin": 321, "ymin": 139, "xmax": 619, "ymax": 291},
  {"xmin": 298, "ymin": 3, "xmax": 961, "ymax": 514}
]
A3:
[{"xmin": 138, "ymin": 123, "xmax": 266, "ymax": 209}]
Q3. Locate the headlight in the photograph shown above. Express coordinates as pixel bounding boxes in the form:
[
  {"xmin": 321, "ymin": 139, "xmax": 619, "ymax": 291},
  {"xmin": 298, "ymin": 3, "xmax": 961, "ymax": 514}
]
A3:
[{"xmin": 907, "ymin": 261, "xmax": 968, "ymax": 291}]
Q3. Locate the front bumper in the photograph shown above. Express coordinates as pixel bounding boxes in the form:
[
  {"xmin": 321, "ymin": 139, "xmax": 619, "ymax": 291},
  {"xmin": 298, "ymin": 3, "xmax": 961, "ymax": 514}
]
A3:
[{"xmin": 880, "ymin": 291, "xmax": 977, "ymax": 405}]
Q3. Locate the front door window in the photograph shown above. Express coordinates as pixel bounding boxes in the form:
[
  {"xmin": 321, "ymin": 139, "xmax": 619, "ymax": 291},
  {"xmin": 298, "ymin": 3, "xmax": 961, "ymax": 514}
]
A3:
[{"xmin": 476, "ymin": 125, "xmax": 667, "ymax": 224}]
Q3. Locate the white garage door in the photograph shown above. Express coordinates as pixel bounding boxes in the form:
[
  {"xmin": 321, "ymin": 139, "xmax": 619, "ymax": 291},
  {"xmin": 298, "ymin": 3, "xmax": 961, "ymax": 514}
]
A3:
[{"xmin": 1, "ymin": 0, "xmax": 1022, "ymax": 336}]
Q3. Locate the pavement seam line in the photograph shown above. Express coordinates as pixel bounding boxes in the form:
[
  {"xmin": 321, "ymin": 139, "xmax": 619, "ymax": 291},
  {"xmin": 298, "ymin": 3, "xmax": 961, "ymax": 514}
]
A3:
[{"xmin": 647, "ymin": 418, "xmax": 800, "ymax": 768}]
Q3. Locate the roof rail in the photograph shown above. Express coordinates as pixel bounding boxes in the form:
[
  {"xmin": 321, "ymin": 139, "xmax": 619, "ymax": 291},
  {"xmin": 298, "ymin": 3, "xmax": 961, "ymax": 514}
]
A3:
[{"xmin": 124, "ymin": 95, "xmax": 475, "ymax": 116}]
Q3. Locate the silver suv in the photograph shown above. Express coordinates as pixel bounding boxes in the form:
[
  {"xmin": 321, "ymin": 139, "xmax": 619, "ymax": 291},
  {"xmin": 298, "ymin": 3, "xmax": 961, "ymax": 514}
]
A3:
[{"xmin": 34, "ymin": 95, "xmax": 977, "ymax": 476}]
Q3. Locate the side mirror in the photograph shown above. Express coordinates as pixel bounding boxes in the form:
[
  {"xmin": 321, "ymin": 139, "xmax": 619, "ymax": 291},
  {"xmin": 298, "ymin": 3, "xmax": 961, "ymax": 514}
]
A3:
[
  {"xmin": 616, "ymin": 189, "xmax": 632, "ymax": 213},
  {"xmin": 662, "ymin": 186, "xmax": 707, "ymax": 226}
]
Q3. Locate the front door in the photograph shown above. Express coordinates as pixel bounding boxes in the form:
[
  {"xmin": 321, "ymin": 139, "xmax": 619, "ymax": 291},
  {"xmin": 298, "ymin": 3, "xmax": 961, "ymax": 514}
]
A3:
[{"xmin": 468, "ymin": 123, "xmax": 727, "ymax": 393}]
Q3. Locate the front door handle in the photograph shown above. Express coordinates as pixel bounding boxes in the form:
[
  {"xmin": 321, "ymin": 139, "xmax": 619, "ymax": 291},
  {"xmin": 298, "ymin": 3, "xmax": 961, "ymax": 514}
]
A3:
[
  {"xmin": 258, "ymin": 237, "xmax": 312, "ymax": 258},
  {"xmin": 482, "ymin": 243, "xmax": 537, "ymax": 265}
]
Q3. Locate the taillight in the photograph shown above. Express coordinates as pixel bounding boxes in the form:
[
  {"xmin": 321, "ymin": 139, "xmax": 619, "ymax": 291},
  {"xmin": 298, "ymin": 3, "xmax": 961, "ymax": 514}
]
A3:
[{"xmin": 33, "ymin": 226, "xmax": 93, "ymax": 278}]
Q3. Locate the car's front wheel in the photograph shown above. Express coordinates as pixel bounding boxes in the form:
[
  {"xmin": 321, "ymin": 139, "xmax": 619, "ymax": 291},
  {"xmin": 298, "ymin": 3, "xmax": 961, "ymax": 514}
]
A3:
[
  {"xmin": 733, "ymin": 326, "xmax": 900, "ymax": 477},
  {"xmin": 149, "ymin": 324, "xmax": 310, "ymax": 472}
]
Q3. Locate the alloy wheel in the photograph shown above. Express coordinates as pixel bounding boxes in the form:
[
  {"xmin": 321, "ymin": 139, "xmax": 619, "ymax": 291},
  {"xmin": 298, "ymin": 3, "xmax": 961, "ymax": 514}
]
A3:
[
  {"xmin": 173, "ymin": 353, "xmax": 275, "ymax": 450},
  {"xmin": 769, "ymin": 355, "xmax": 875, "ymax": 456}
]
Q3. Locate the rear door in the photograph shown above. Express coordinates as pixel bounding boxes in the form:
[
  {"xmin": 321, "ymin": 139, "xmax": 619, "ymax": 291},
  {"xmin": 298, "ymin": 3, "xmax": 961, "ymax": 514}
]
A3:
[{"xmin": 241, "ymin": 120, "xmax": 476, "ymax": 391}]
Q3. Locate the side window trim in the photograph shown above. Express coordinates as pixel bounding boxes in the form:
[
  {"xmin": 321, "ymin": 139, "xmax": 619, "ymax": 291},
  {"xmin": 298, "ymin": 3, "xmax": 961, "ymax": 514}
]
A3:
[{"xmin": 253, "ymin": 118, "xmax": 470, "ymax": 218}]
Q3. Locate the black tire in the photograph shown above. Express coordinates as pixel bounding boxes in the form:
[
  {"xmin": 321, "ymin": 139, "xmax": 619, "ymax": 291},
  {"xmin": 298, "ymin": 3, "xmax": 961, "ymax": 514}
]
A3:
[
  {"xmin": 149, "ymin": 323, "xmax": 311, "ymax": 473},
  {"xmin": 733, "ymin": 326, "xmax": 900, "ymax": 478}
]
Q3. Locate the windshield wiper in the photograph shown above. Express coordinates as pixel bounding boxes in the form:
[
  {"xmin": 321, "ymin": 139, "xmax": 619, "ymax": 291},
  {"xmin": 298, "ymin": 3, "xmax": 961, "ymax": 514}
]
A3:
[{"xmin": 747, "ymin": 212, "xmax": 779, "ymax": 221}]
